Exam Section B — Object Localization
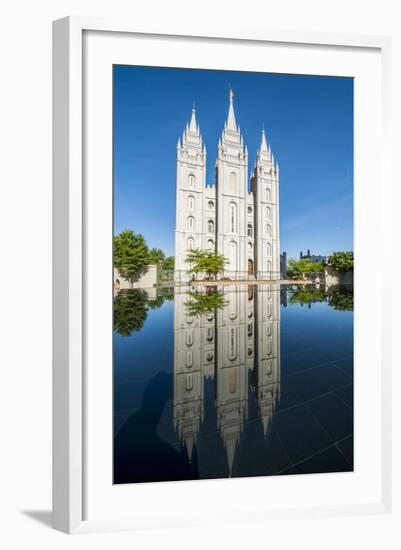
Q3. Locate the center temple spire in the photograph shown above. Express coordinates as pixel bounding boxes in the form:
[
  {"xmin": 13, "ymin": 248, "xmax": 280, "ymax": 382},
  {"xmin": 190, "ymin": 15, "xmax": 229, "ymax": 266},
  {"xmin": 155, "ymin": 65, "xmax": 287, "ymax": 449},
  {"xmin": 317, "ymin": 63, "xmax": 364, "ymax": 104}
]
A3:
[
  {"xmin": 226, "ymin": 87, "xmax": 237, "ymax": 132},
  {"xmin": 261, "ymin": 126, "xmax": 268, "ymax": 153},
  {"xmin": 174, "ymin": 91, "xmax": 281, "ymax": 470},
  {"xmin": 175, "ymin": 89, "xmax": 279, "ymax": 285},
  {"xmin": 189, "ymin": 103, "xmax": 198, "ymax": 133}
]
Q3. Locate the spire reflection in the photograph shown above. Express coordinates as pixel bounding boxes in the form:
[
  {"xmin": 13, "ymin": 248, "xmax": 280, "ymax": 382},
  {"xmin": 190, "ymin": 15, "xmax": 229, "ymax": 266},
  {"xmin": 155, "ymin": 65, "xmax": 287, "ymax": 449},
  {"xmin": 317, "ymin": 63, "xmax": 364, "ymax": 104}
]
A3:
[{"xmin": 173, "ymin": 283, "xmax": 281, "ymax": 476}]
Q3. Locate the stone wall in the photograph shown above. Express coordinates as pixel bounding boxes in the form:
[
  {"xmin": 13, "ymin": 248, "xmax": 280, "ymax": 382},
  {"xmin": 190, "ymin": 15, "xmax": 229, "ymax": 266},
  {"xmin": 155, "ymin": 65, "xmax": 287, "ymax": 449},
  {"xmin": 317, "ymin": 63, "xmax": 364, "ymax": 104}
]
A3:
[
  {"xmin": 113, "ymin": 265, "xmax": 157, "ymax": 290},
  {"xmin": 325, "ymin": 268, "xmax": 353, "ymax": 286}
]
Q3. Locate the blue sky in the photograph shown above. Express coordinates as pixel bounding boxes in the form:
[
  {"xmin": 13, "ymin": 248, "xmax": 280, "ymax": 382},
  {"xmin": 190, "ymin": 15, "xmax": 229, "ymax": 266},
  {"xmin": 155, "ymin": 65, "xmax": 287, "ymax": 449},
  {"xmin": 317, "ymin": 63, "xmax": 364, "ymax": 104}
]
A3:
[{"xmin": 114, "ymin": 65, "xmax": 353, "ymax": 260}]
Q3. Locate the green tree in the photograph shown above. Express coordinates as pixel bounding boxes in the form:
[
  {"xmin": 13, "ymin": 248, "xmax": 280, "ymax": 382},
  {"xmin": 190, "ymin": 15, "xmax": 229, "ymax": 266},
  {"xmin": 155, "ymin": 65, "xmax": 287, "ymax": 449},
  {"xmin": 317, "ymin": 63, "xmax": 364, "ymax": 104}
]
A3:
[
  {"xmin": 162, "ymin": 256, "xmax": 175, "ymax": 272},
  {"xmin": 113, "ymin": 230, "xmax": 149, "ymax": 287},
  {"xmin": 328, "ymin": 251, "xmax": 354, "ymax": 272},
  {"xmin": 160, "ymin": 256, "xmax": 175, "ymax": 281},
  {"xmin": 312, "ymin": 261, "xmax": 324, "ymax": 273},
  {"xmin": 148, "ymin": 247, "xmax": 165, "ymax": 267},
  {"xmin": 185, "ymin": 248, "xmax": 228, "ymax": 280},
  {"xmin": 200, "ymin": 251, "xmax": 228, "ymax": 280},
  {"xmin": 287, "ymin": 258, "xmax": 323, "ymax": 279},
  {"xmin": 185, "ymin": 248, "xmax": 205, "ymax": 280}
]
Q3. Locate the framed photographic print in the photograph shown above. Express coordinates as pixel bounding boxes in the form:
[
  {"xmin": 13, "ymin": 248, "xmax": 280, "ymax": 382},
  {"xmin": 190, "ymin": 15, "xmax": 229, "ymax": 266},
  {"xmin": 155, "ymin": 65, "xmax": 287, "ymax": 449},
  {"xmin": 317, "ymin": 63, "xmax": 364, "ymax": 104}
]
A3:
[{"xmin": 52, "ymin": 17, "xmax": 392, "ymax": 533}]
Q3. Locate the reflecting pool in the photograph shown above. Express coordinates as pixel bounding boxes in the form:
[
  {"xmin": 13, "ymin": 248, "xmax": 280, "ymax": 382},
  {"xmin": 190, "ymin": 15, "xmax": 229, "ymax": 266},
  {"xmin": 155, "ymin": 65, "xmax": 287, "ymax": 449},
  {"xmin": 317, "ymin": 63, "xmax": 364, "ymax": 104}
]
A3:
[{"xmin": 113, "ymin": 284, "xmax": 353, "ymax": 484}]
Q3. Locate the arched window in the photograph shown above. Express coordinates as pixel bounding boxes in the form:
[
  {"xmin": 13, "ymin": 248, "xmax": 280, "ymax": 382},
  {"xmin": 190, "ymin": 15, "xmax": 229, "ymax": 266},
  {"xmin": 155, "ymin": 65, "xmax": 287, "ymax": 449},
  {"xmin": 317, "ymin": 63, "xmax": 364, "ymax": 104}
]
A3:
[
  {"xmin": 229, "ymin": 327, "xmax": 237, "ymax": 361},
  {"xmin": 208, "ymin": 201, "xmax": 214, "ymax": 209},
  {"xmin": 266, "ymin": 206, "xmax": 271, "ymax": 221},
  {"xmin": 188, "ymin": 195, "xmax": 194, "ymax": 210},
  {"xmin": 248, "ymin": 242, "xmax": 253, "ymax": 251},
  {"xmin": 188, "ymin": 174, "xmax": 195, "ymax": 189},
  {"xmin": 229, "ymin": 171, "xmax": 237, "ymax": 194},
  {"xmin": 247, "ymin": 206, "xmax": 253, "ymax": 215},
  {"xmin": 208, "ymin": 219, "xmax": 214, "ymax": 233},
  {"xmin": 229, "ymin": 292, "xmax": 237, "ymax": 320},
  {"xmin": 188, "ymin": 216, "xmax": 194, "ymax": 231},
  {"xmin": 230, "ymin": 203, "xmax": 237, "ymax": 233},
  {"xmin": 228, "ymin": 369, "xmax": 237, "ymax": 394},
  {"xmin": 247, "ymin": 224, "xmax": 253, "ymax": 237},
  {"xmin": 186, "ymin": 331, "xmax": 193, "ymax": 346},
  {"xmin": 185, "ymin": 374, "xmax": 193, "ymax": 391},
  {"xmin": 266, "ymin": 187, "xmax": 271, "ymax": 202},
  {"xmin": 266, "ymin": 224, "xmax": 271, "ymax": 236},
  {"xmin": 228, "ymin": 293, "xmax": 238, "ymax": 321},
  {"xmin": 267, "ymin": 243, "xmax": 272, "ymax": 256},
  {"xmin": 186, "ymin": 351, "xmax": 193, "ymax": 368},
  {"xmin": 229, "ymin": 241, "xmax": 238, "ymax": 271},
  {"xmin": 208, "ymin": 239, "xmax": 214, "ymax": 250},
  {"xmin": 207, "ymin": 327, "xmax": 214, "ymax": 342},
  {"xmin": 187, "ymin": 237, "xmax": 194, "ymax": 250},
  {"xmin": 248, "ymin": 323, "xmax": 253, "ymax": 337}
]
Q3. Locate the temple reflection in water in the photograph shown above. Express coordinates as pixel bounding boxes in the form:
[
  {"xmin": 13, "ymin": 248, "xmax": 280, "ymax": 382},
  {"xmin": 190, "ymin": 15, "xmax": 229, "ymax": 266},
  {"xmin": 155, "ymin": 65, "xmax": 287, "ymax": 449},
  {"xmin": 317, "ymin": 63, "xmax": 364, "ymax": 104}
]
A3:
[
  {"xmin": 173, "ymin": 284, "xmax": 280, "ymax": 476},
  {"xmin": 114, "ymin": 283, "xmax": 353, "ymax": 483}
]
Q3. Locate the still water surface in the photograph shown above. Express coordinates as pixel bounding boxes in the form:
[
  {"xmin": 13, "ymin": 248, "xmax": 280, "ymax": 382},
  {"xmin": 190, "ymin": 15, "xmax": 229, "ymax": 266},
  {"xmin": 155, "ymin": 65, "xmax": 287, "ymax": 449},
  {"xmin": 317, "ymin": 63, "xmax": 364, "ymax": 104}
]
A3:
[{"xmin": 113, "ymin": 284, "xmax": 353, "ymax": 484}]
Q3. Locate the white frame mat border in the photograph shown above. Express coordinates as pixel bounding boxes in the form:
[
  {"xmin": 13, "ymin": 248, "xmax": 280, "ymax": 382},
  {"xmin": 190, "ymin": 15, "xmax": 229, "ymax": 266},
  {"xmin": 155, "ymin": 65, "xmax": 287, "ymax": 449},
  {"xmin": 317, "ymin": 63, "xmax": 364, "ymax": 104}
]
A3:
[{"xmin": 52, "ymin": 16, "xmax": 392, "ymax": 534}]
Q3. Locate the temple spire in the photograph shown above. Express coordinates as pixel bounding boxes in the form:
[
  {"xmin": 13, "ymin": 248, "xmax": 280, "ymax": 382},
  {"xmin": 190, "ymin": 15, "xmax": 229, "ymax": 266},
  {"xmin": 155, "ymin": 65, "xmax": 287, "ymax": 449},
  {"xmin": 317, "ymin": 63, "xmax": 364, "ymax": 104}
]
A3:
[
  {"xmin": 189, "ymin": 104, "xmax": 197, "ymax": 133},
  {"xmin": 260, "ymin": 126, "xmax": 268, "ymax": 153},
  {"xmin": 226, "ymin": 87, "xmax": 237, "ymax": 132}
]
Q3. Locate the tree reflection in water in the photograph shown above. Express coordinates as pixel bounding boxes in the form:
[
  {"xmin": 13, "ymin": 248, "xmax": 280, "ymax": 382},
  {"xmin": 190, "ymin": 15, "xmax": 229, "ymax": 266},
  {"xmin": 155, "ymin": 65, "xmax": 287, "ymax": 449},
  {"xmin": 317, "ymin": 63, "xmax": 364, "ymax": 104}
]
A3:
[
  {"xmin": 184, "ymin": 288, "xmax": 228, "ymax": 317},
  {"xmin": 328, "ymin": 288, "xmax": 353, "ymax": 311},
  {"xmin": 113, "ymin": 283, "xmax": 354, "ymax": 482},
  {"xmin": 288, "ymin": 285, "xmax": 353, "ymax": 311},
  {"xmin": 288, "ymin": 287, "xmax": 326, "ymax": 306},
  {"xmin": 113, "ymin": 288, "xmax": 173, "ymax": 336}
]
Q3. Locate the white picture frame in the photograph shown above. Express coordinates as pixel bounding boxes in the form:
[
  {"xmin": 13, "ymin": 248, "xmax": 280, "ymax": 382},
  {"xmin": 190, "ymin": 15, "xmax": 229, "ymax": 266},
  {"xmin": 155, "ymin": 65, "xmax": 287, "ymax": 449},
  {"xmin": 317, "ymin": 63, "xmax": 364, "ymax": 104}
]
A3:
[{"xmin": 52, "ymin": 16, "xmax": 392, "ymax": 534}]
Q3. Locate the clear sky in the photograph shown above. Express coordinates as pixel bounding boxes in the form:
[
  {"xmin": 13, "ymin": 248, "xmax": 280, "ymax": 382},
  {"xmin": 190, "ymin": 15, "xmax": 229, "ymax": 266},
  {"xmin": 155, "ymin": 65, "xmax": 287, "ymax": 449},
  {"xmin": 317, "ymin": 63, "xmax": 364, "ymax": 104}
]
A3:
[{"xmin": 113, "ymin": 65, "xmax": 353, "ymax": 260}]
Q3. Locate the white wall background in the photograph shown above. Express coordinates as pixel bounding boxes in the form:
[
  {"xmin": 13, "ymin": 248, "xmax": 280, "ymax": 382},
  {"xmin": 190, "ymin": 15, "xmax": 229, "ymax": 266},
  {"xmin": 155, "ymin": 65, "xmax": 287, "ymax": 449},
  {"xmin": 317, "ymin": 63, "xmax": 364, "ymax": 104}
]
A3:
[{"xmin": 0, "ymin": 0, "xmax": 399, "ymax": 548}]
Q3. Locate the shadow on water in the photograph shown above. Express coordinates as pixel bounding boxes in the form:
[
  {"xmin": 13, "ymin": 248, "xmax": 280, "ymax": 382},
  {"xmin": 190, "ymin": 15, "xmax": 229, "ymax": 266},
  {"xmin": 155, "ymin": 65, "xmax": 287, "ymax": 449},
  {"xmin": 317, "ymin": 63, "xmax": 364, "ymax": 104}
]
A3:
[{"xmin": 114, "ymin": 371, "xmax": 197, "ymax": 483}]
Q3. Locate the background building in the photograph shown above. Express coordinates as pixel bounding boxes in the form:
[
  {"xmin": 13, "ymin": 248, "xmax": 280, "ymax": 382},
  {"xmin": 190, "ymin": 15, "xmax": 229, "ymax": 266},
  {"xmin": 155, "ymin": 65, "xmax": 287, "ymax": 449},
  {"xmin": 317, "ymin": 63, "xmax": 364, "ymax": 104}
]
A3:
[
  {"xmin": 175, "ymin": 91, "xmax": 280, "ymax": 282},
  {"xmin": 280, "ymin": 251, "xmax": 287, "ymax": 278},
  {"xmin": 299, "ymin": 249, "xmax": 327, "ymax": 265}
]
